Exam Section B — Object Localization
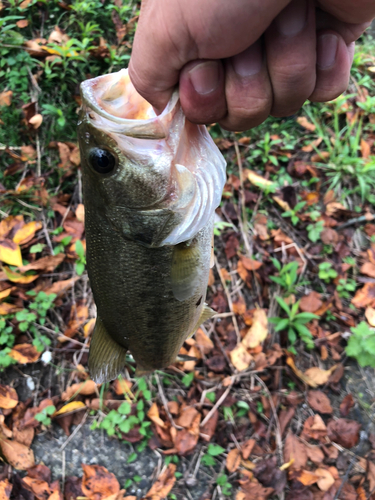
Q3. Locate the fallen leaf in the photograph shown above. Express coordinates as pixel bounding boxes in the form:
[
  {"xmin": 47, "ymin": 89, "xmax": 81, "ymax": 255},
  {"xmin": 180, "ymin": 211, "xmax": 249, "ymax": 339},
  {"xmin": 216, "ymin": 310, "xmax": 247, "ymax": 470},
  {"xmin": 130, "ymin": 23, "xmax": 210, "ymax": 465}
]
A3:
[
  {"xmin": 292, "ymin": 470, "xmax": 320, "ymax": 486},
  {"xmin": 301, "ymin": 415, "xmax": 327, "ymax": 441},
  {"xmin": 9, "ymin": 344, "xmax": 41, "ymax": 364},
  {"xmin": 283, "ymin": 433, "xmax": 307, "ymax": 470},
  {"xmin": 112, "ymin": 378, "xmax": 132, "ymax": 396},
  {"xmin": 352, "ymin": 283, "xmax": 375, "ymax": 308},
  {"xmin": 367, "ymin": 461, "xmax": 375, "ymax": 493},
  {"xmin": 54, "ymin": 401, "xmax": 86, "ymax": 417},
  {"xmin": 253, "ymin": 456, "xmax": 287, "ymax": 495},
  {"xmin": 233, "ymin": 296, "xmax": 247, "ymax": 315},
  {"xmin": 62, "ymin": 380, "xmax": 97, "ymax": 401},
  {"xmin": 176, "ymin": 406, "xmax": 199, "ymax": 428},
  {"xmin": 297, "ymin": 116, "xmax": 316, "ymax": 132},
  {"xmin": 0, "ymin": 90, "xmax": 12, "ymax": 107},
  {"xmin": 12, "ymin": 221, "xmax": 42, "ymax": 245},
  {"xmin": 361, "ymin": 262, "xmax": 375, "ymax": 278},
  {"xmin": 248, "ymin": 170, "xmax": 276, "ymax": 190},
  {"xmin": 147, "ymin": 402, "xmax": 165, "ymax": 428},
  {"xmin": 230, "ymin": 343, "xmax": 253, "ymax": 371},
  {"xmin": 299, "ymin": 292, "xmax": 322, "ymax": 313},
  {"xmin": 200, "ymin": 408, "xmax": 218, "ymax": 442},
  {"xmin": 320, "ymin": 228, "xmax": 339, "ymax": 246},
  {"xmin": 327, "ymin": 418, "xmax": 361, "ymax": 448},
  {"xmin": 144, "ymin": 464, "xmax": 176, "ymax": 499},
  {"xmin": 340, "ymin": 394, "xmax": 354, "ymax": 417},
  {"xmin": 307, "ymin": 391, "xmax": 333, "ymax": 414},
  {"xmin": 0, "ymin": 239, "xmax": 22, "ymax": 267},
  {"xmin": 303, "ymin": 366, "xmax": 338, "ymax": 387},
  {"xmin": 315, "ymin": 468, "xmax": 335, "ymax": 491},
  {"xmin": 0, "ymin": 479, "xmax": 12, "ymax": 499},
  {"xmin": 242, "ymin": 438, "xmax": 256, "ymax": 459},
  {"xmin": 22, "ymin": 476, "xmax": 51, "ymax": 499},
  {"xmin": 242, "ymin": 309, "xmax": 268, "ymax": 348},
  {"xmin": 0, "ymin": 437, "xmax": 35, "ymax": 470},
  {"xmin": 81, "ymin": 464, "xmax": 120, "ymax": 500},
  {"xmin": 0, "ymin": 384, "xmax": 18, "ymax": 409},
  {"xmin": 83, "ymin": 317, "xmax": 96, "ymax": 338},
  {"xmin": 2, "ymin": 266, "xmax": 38, "ymax": 284},
  {"xmin": 18, "ymin": 253, "xmax": 65, "ymax": 273},
  {"xmin": 305, "ymin": 445, "xmax": 324, "ymax": 465},
  {"xmin": 195, "ymin": 328, "xmax": 214, "ymax": 354},
  {"xmin": 239, "ymin": 255, "xmax": 263, "ymax": 271},
  {"xmin": 365, "ymin": 306, "xmax": 375, "ymax": 327},
  {"xmin": 43, "ymin": 276, "xmax": 80, "ymax": 296},
  {"xmin": 29, "ymin": 114, "xmax": 43, "ymax": 129},
  {"xmin": 0, "ymin": 303, "xmax": 22, "ymax": 315},
  {"xmin": 226, "ymin": 448, "xmax": 242, "ymax": 473}
]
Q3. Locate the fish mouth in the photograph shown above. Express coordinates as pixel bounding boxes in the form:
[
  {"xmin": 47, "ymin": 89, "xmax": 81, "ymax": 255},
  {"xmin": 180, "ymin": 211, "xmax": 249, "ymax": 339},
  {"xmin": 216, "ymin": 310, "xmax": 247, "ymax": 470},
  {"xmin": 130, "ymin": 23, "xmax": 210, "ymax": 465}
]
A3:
[{"xmin": 80, "ymin": 69, "xmax": 179, "ymax": 139}]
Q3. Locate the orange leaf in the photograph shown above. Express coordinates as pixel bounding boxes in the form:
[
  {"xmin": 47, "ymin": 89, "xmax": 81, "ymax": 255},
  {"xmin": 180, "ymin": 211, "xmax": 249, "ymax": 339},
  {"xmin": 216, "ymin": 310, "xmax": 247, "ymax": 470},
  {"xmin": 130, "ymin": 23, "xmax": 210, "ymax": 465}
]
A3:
[
  {"xmin": 0, "ymin": 91, "xmax": 12, "ymax": 107},
  {"xmin": 9, "ymin": 344, "xmax": 41, "ymax": 364},
  {"xmin": 297, "ymin": 116, "xmax": 316, "ymax": 132},
  {"xmin": 81, "ymin": 464, "xmax": 120, "ymax": 500},
  {"xmin": 22, "ymin": 477, "xmax": 51, "ymax": 499},
  {"xmin": 283, "ymin": 433, "xmax": 307, "ymax": 470},
  {"xmin": 0, "ymin": 239, "xmax": 22, "ymax": 267},
  {"xmin": 0, "ymin": 385, "xmax": 18, "ymax": 409},
  {"xmin": 16, "ymin": 19, "xmax": 28, "ymax": 28},
  {"xmin": 195, "ymin": 328, "xmax": 213, "ymax": 354},
  {"xmin": 147, "ymin": 402, "xmax": 165, "ymax": 428},
  {"xmin": 144, "ymin": 464, "xmax": 176, "ymax": 499},
  {"xmin": 315, "ymin": 468, "xmax": 335, "ymax": 491},
  {"xmin": 229, "ymin": 343, "xmax": 253, "ymax": 371},
  {"xmin": 19, "ymin": 253, "xmax": 65, "ymax": 273},
  {"xmin": 0, "ymin": 438, "xmax": 35, "ymax": 470},
  {"xmin": 28, "ymin": 114, "xmax": 43, "ymax": 129},
  {"xmin": 2, "ymin": 267, "xmax": 38, "ymax": 284},
  {"xmin": 293, "ymin": 470, "xmax": 320, "ymax": 486},
  {"xmin": 0, "ymin": 479, "xmax": 12, "ymax": 499},
  {"xmin": 62, "ymin": 380, "xmax": 97, "ymax": 401},
  {"xmin": 242, "ymin": 309, "xmax": 268, "ymax": 349},
  {"xmin": 54, "ymin": 401, "xmax": 86, "ymax": 417},
  {"xmin": 226, "ymin": 448, "xmax": 241, "ymax": 473},
  {"xmin": 0, "ymin": 303, "xmax": 22, "ymax": 315}
]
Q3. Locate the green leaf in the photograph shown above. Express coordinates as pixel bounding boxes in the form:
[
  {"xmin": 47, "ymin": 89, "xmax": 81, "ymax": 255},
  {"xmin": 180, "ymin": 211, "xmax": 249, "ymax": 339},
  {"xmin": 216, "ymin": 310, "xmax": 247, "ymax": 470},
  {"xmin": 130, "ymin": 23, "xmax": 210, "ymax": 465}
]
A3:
[
  {"xmin": 345, "ymin": 337, "xmax": 362, "ymax": 357},
  {"xmin": 207, "ymin": 443, "xmax": 225, "ymax": 456},
  {"xmin": 276, "ymin": 296, "xmax": 291, "ymax": 316},
  {"xmin": 118, "ymin": 402, "xmax": 131, "ymax": 415},
  {"xmin": 127, "ymin": 452, "xmax": 137, "ymax": 464},
  {"xmin": 294, "ymin": 312, "xmax": 319, "ymax": 322},
  {"xmin": 274, "ymin": 318, "xmax": 289, "ymax": 332},
  {"xmin": 182, "ymin": 371, "xmax": 194, "ymax": 387}
]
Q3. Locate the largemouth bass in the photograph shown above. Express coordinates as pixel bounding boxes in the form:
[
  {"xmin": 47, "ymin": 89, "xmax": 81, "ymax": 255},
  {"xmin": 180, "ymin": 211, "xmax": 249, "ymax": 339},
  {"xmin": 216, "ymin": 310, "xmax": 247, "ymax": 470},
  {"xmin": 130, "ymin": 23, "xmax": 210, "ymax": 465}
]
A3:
[{"xmin": 77, "ymin": 69, "xmax": 226, "ymax": 383}]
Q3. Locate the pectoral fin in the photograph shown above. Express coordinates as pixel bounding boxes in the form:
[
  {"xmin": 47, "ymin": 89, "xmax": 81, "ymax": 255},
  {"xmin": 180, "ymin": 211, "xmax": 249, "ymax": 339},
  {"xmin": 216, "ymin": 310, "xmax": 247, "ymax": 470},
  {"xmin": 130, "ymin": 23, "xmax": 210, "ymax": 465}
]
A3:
[
  {"xmin": 89, "ymin": 317, "xmax": 128, "ymax": 384},
  {"xmin": 171, "ymin": 242, "xmax": 201, "ymax": 301}
]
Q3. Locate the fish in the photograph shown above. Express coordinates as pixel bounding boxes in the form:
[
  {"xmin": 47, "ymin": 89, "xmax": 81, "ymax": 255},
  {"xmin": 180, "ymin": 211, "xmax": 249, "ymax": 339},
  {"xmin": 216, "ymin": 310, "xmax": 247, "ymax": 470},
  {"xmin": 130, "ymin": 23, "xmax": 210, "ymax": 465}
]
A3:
[{"xmin": 77, "ymin": 68, "xmax": 226, "ymax": 383}]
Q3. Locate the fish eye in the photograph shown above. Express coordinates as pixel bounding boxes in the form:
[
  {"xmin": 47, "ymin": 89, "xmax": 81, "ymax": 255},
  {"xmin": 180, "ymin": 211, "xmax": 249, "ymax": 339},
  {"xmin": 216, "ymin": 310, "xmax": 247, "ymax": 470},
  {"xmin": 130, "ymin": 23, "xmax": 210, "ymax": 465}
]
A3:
[{"xmin": 89, "ymin": 147, "xmax": 116, "ymax": 174}]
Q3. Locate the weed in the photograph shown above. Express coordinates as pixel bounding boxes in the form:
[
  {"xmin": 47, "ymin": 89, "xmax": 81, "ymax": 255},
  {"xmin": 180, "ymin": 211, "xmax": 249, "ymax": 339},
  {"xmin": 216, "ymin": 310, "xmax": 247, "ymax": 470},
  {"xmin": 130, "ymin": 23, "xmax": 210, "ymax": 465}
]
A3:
[
  {"xmin": 213, "ymin": 221, "xmax": 234, "ymax": 236},
  {"xmin": 269, "ymin": 297, "xmax": 318, "ymax": 353},
  {"xmin": 247, "ymin": 131, "xmax": 281, "ymax": 167},
  {"xmin": 201, "ymin": 443, "xmax": 225, "ymax": 467},
  {"xmin": 281, "ymin": 201, "xmax": 306, "ymax": 226},
  {"xmin": 337, "ymin": 278, "xmax": 356, "ymax": 299},
  {"xmin": 346, "ymin": 322, "xmax": 375, "ymax": 367},
  {"xmin": 307, "ymin": 220, "xmax": 324, "ymax": 243},
  {"xmin": 75, "ymin": 240, "xmax": 86, "ymax": 276},
  {"xmin": 181, "ymin": 371, "xmax": 194, "ymax": 388},
  {"xmin": 34, "ymin": 405, "xmax": 56, "ymax": 426},
  {"xmin": 318, "ymin": 262, "xmax": 338, "ymax": 283},
  {"xmin": 216, "ymin": 474, "xmax": 233, "ymax": 496},
  {"xmin": 270, "ymin": 260, "xmax": 308, "ymax": 297}
]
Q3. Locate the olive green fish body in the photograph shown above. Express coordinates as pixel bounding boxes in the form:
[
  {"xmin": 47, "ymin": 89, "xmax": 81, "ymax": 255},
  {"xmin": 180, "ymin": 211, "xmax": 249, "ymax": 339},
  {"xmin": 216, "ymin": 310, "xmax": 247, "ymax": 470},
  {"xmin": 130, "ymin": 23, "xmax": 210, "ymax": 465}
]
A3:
[{"xmin": 78, "ymin": 69, "xmax": 226, "ymax": 382}]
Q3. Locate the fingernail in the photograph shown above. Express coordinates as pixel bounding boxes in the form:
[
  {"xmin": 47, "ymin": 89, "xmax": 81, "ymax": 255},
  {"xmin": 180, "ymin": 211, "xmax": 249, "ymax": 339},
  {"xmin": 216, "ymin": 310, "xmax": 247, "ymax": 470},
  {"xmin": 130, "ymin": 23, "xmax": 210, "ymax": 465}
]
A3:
[
  {"xmin": 317, "ymin": 34, "xmax": 338, "ymax": 69},
  {"xmin": 188, "ymin": 61, "xmax": 220, "ymax": 95},
  {"xmin": 232, "ymin": 41, "xmax": 263, "ymax": 77},
  {"xmin": 276, "ymin": 0, "xmax": 307, "ymax": 37}
]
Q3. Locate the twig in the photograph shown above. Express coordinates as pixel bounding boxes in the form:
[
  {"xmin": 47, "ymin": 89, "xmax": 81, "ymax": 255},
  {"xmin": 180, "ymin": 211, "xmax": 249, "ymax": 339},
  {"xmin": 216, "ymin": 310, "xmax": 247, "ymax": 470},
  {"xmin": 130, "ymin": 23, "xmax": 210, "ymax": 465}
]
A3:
[
  {"xmin": 215, "ymin": 256, "xmax": 241, "ymax": 344},
  {"xmin": 336, "ymin": 214, "xmax": 374, "ymax": 231},
  {"xmin": 333, "ymin": 455, "xmax": 356, "ymax": 500},
  {"xmin": 155, "ymin": 373, "xmax": 182, "ymax": 430},
  {"xmin": 15, "ymin": 198, "xmax": 42, "ymax": 211},
  {"xmin": 42, "ymin": 211, "xmax": 54, "ymax": 255},
  {"xmin": 35, "ymin": 132, "xmax": 41, "ymax": 177},
  {"xmin": 200, "ymin": 382, "xmax": 233, "ymax": 427},
  {"xmin": 59, "ymin": 410, "xmax": 89, "ymax": 451}
]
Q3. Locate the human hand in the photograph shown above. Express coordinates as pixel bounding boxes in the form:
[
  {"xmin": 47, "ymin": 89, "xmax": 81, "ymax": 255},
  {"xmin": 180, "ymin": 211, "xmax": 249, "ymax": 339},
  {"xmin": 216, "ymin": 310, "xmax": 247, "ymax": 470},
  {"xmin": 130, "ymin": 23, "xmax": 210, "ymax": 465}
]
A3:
[{"xmin": 129, "ymin": 0, "xmax": 374, "ymax": 131}]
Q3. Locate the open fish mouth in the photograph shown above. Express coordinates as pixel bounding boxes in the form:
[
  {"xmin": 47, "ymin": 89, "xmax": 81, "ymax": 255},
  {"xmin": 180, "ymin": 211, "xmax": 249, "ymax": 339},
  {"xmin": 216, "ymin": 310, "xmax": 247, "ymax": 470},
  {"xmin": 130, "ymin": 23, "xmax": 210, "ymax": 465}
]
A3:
[{"xmin": 80, "ymin": 69, "xmax": 226, "ymax": 246}]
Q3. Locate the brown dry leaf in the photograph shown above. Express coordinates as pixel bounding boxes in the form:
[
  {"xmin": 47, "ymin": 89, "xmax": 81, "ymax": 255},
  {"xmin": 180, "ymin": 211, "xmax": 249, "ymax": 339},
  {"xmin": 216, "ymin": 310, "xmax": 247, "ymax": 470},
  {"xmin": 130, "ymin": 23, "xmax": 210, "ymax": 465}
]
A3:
[
  {"xmin": 367, "ymin": 461, "xmax": 375, "ymax": 492},
  {"xmin": 0, "ymin": 239, "xmax": 23, "ymax": 267},
  {"xmin": 365, "ymin": 306, "xmax": 375, "ymax": 327},
  {"xmin": 112, "ymin": 378, "xmax": 132, "ymax": 396},
  {"xmin": 361, "ymin": 139, "xmax": 371, "ymax": 159},
  {"xmin": 0, "ymin": 287, "xmax": 12, "ymax": 301},
  {"xmin": 43, "ymin": 276, "xmax": 80, "ymax": 296},
  {"xmin": 352, "ymin": 283, "xmax": 375, "ymax": 308},
  {"xmin": 241, "ymin": 438, "xmax": 256, "ymax": 459},
  {"xmin": 0, "ymin": 437, "xmax": 35, "ymax": 470},
  {"xmin": 0, "ymin": 479, "xmax": 12, "ymax": 499},
  {"xmin": 230, "ymin": 343, "xmax": 253, "ymax": 371},
  {"xmin": 0, "ymin": 90, "xmax": 12, "ymax": 107},
  {"xmin": 303, "ymin": 365, "xmax": 338, "ymax": 387},
  {"xmin": 0, "ymin": 303, "xmax": 22, "ymax": 315},
  {"xmin": 242, "ymin": 309, "xmax": 268, "ymax": 349},
  {"xmin": 200, "ymin": 408, "xmax": 218, "ymax": 442},
  {"xmin": 176, "ymin": 406, "xmax": 199, "ymax": 428},
  {"xmin": 273, "ymin": 195, "xmax": 291, "ymax": 212},
  {"xmin": 16, "ymin": 19, "xmax": 28, "ymax": 28},
  {"xmin": 226, "ymin": 448, "xmax": 241, "ymax": 473},
  {"xmin": 12, "ymin": 221, "xmax": 42, "ymax": 245},
  {"xmin": 54, "ymin": 401, "xmax": 86, "ymax": 417},
  {"xmin": 0, "ymin": 415, "xmax": 12, "ymax": 439},
  {"xmin": 84, "ymin": 317, "xmax": 96, "ymax": 338},
  {"xmin": 62, "ymin": 380, "xmax": 97, "ymax": 401},
  {"xmin": 28, "ymin": 114, "xmax": 43, "ymax": 129},
  {"xmin": 195, "ymin": 328, "xmax": 214, "ymax": 354},
  {"xmin": 144, "ymin": 464, "xmax": 176, "ymax": 499},
  {"xmin": 297, "ymin": 116, "xmax": 316, "ymax": 132},
  {"xmin": 233, "ymin": 296, "xmax": 247, "ymax": 315},
  {"xmin": 301, "ymin": 414, "xmax": 327, "ymax": 441},
  {"xmin": 283, "ymin": 433, "xmax": 307, "ymax": 470},
  {"xmin": 239, "ymin": 255, "xmax": 263, "ymax": 271},
  {"xmin": 63, "ymin": 303, "xmax": 89, "ymax": 339},
  {"xmin": 22, "ymin": 476, "xmax": 51, "ymax": 499},
  {"xmin": 82, "ymin": 464, "xmax": 120, "ymax": 500},
  {"xmin": 147, "ymin": 403, "xmax": 165, "ymax": 428},
  {"xmin": 305, "ymin": 445, "xmax": 324, "ymax": 465},
  {"xmin": 361, "ymin": 262, "xmax": 375, "ymax": 278},
  {"xmin": 340, "ymin": 394, "xmax": 354, "ymax": 417},
  {"xmin": 315, "ymin": 468, "xmax": 335, "ymax": 491},
  {"xmin": 307, "ymin": 391, "xmax": 333, "ymax": 414},
  {"xmin": 0, "ymin": 384, "xmax": 18, "ymax": 409},
  {"xmin": 327, "ymin": 418, "xmax": 361, "ymax": 448},
  {"xmin": 9, "ymin": 344, "xmax": 41, "ymax": 364},
  {"xmin": 299, "ymin": 292, "xmax": 323, "ymax": 313},
  {"xmin": 19, "ymin": 253, "xmax": 65, "ymax": 273},
  {"xmin": 76, "ymin": 203, "xmax": 85, "ymax": 222},
  {"xmin": 320, "ymin": 228, "xmax": 339, "ymax": 246},
  {"xmin": 293, "ymin": 470, "xmax": 320, "ymax": 486},
  {"xmin": 20, "ymin": 145, "xmax": 37, "ymax": 162},
  {"xmin": 48, "ymin": 26, "xmax": 70, "ymax": 44}
]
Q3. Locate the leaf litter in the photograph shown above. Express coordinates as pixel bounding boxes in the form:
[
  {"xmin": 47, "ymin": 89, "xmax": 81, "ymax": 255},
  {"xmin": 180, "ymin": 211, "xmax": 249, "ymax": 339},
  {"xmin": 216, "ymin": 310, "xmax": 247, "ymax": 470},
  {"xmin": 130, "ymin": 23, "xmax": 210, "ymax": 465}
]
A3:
[{"xmin": 1, "ymin": 4, "xmax": 375, "ymax": 499}]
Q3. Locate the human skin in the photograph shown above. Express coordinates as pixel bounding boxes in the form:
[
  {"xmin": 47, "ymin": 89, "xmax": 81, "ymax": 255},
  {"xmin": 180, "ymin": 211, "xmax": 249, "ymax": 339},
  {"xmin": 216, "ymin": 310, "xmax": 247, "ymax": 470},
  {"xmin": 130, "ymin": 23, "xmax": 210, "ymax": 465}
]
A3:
[{"xmin": 129, "ymin": 0, "xmax": 375, "ymax": 131}]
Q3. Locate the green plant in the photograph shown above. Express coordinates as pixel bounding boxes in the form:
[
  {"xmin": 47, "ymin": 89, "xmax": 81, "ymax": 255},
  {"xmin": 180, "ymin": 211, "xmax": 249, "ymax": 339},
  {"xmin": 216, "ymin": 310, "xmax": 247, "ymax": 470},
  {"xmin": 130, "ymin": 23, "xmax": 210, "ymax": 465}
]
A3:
[
  {"xmin": 213, "ymin": 220, "xmax": 234, "ymax": 236},
  {"xmin": 346, "ymin": 322, "xmax": 375, "ymax": 367},
  {"xmin": 307, "ymin": 220, "xmax": 324, "ymax": 243},
  {"xmin": 201, "ymin": 443, "xmax": 225, "ymax": 466},
  {"xmin": 216, "ymin": 474, "xmax": 233, "ymax": 496},
  {"xmin": 269, "ymin": 297, "xmax": 318, "ymax": 353},
  {"xmin": 270, "ymin": 260, "xmax": 308, "ymax": 297},
  {"xmin": 53, "ymin": 235, "xmax": 72, "ymax": 255},
  {"xmin": 75, "ymin": 240, "xmax": 86, "ymax": 275},
  {"xmin": 181, "ymin": 371, "xmax": 194, "ymax": 388},
  {"xmin": 281, "ymin": 201, "xmax": 306, "ymax": 226},
  {"xmin": 318, "ymin": 262, "xmax": 338, "ymax": 283},
  {"xmin": 0, "ymin": 317, "xmax": 16, "ymax": 369},
  {"xmin": 34, "ymin": 405, "xmax": 56, "ymax": 426},
  {"xmin": 247, "ymin": 131, "xmax": 281, "ymax": 167},
  {"xmin": 337, "ymin": 278, "xmax": 356, "ymax": 299}
]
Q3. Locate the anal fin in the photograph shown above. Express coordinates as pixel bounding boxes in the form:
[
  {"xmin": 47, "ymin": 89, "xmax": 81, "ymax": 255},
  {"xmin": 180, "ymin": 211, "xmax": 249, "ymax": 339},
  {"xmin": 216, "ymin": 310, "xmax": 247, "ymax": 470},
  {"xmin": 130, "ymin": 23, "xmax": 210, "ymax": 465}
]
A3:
[
  {"xmin": 89, "ymin": 317, "xmax": 128, "ymax": 384},
  {"xmin": 188, "ymin": 304, "xmax": 216, "ymax": 339}
]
